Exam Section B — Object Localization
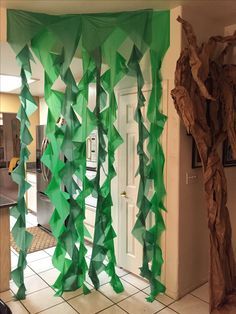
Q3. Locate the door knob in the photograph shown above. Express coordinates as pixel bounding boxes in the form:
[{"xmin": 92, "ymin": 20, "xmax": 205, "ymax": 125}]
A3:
[{"xmin": 120, "ymin": 191, "xmax": 128, "ymax": 198}]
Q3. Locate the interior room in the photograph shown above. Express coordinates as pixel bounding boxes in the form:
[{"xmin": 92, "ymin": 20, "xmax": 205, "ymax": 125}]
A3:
[{"xmin": 0, "ymin": 1, "xmax": 235, "ymax": 314}]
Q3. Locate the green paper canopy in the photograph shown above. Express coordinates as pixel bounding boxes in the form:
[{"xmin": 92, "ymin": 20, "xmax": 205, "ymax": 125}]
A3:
[{"xmin": 7, "ymin": 8, "xmax": 170, "ymax": 301}]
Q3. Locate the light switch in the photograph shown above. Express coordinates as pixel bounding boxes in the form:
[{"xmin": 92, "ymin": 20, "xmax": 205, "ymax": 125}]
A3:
[{"xmin": 186, "ymin": 173, "xmax": 198, "ymax": 184}]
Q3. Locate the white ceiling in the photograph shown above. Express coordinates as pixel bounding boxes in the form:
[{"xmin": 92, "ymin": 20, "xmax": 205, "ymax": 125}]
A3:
[
  {"xmin": 1, "ymin": 0, "xmax": 236, "ymax": 22},
  {"xmin": 0, "ymin": 41, "xmax": 83, "ymax": 96},
  {"xmin": 0, "ymin": 0, "xmax": 236, "ymax": 96}
]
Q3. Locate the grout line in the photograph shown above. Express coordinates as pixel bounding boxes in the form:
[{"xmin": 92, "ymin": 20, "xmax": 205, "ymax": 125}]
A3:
[
  {"xmin": 96, "ymin": 286, "xmax": 138, "ymax": 308},
  {"xmin": 165, "ymin": 307, "xmax": 180, "ymax": 314},
  {"xmin": 11, "ymin": 248, "xmax": 172, "ymax": 314},
  {"xmin": 19, "ymin": 300, "xmax": 31, "ymax": 313},
  {"xmin": 95, "ymin": 304, "xmax": 117, "ymax": 314},
  {"xmin": 7, "ymin": 300, "xmax": 30, "ymax": 313},
  {"xmin": 27, "ymin": 254, "xmax": 52, "ymax": 264},
  {"xmin": 43, "ymin": 249, "xmax": 55, "ymax": 257},
  {"xmin": 189, "ymin": 293, "xmax": 209, "ymax": 305},
  {"xmin": 36, "ymin": 299, "xmax": 77, "ymax": 314},
  {"xmin": 121, "ymin": 276, "xmax": 149, "ymax": 291},
  {"xmin": 11, "ymin": 286, "xmax": 51, "ymax": 298},
  {"xmin": 114, "ymin": 290, "xmax": 141, "ymax": 305},
  {"xmin": 19, "ymin": 287, "xmax": 64, "ymax": 314},
  {"xmin": 142, "ymin": 288, "xmax": 176, "ymax": 308},
  {"xmin": 115, "ymin": 303, "xmax": 129, "ymax": 313},
  {"xmin": 95, "ymin": 302, "xmax": 129, "ymax": 314},
  {"xmin": 154, "ymin": 307, "xmax": 180, "ymax": 314},
  {"xmin": 30, "ymin": 265, "xmax": 55, "ymax": 275},
  {"xmin": 65, "ymin": 300, "xmax": 81, "ymax": 314},
  {"xmin": 6, "ymin": 292, "xmax": 31, "ymax": 314}
]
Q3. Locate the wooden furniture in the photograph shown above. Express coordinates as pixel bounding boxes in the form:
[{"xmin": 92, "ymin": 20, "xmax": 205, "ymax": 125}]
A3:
[{"xmin": 0, "ymin": 194, "xmax": 16, "ymax": 292}]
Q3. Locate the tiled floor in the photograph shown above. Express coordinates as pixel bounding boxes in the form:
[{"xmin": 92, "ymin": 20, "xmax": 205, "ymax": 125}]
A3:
[{"xmin": 1, "ymin": 213, "xmax": 209, "ymax": 314}]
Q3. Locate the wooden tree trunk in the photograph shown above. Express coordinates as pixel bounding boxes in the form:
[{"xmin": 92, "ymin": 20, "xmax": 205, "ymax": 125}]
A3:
[
  {"xmin": 204, "ymin": 152, "xmax": 236, "ymax": 312},
  {"xmin": 171, "ymin": 17, "xmax": 236, "ymax": 313}
]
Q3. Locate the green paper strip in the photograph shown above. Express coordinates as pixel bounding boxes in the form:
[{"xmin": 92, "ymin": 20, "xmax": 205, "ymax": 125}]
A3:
[
  {"xmin": 88, "ymin": 48, "xmax": 124, "ymax": 292},
  {"xmin": 11, "ymin": 45, "xmax": 37, "ymax": 300},
  {"xmin": 7, "ymin": 9, "xmax": 170, "ymax": 301}
]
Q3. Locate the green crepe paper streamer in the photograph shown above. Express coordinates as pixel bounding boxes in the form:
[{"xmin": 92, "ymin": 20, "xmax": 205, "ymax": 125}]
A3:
[
  {"xmin": 88, "ymin": 47, "xmax": 123, "ymax": 293},
  {"xmin": 35, "ymin": 30, "xmax": 90, "ymax": 294},
  {"xmin": 131, "ymin": 12, "xmax": 170, "ymax": 302},
  {"xmin": 10, "ymin": 45, "xmax": 38, "ymax": 300},
  {"xmin": 7, "ymin": 9, "xmax": 170, "ymax": 300},
  {"xmin": 129, "ymin": 43, "xmax": 167, "ymax": 302}
]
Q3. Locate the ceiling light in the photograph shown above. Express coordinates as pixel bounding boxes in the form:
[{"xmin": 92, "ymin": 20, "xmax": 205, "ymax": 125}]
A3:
[{"xmin": 0, "ymin": 74, "xmax": 36, "ymax": 92}]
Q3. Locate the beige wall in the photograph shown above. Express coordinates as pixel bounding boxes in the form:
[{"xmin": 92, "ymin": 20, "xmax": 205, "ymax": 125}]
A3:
[
  {"xmin": 0, "ymin": 7, "xmax": 6, "ymax": 42},
  {"xmin": 161, "ymin": 6, "xmax": 182, "ymax": 299},
  {"xmin": 2, "ymin": 113, "xmax": 17, "ymax": 160},
  {"xmin": 157, "ymin": 5, "xmax": 209, "ymax": 299},
  {"xmin": 0, "ymin": 93, "xmax": 39, "ymax": 162}
]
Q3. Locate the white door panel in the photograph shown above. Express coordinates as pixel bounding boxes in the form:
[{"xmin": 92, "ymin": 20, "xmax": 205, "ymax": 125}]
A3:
[{"xmin": 118, "ymin": 90, "xmax": 150, "ymax": 275}]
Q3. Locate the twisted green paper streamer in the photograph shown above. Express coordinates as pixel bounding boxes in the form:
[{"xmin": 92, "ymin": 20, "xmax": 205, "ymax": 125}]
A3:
[
  {"xmin": 131, "ymin": 12, "xmax": 170, "ymax": 302},
  {"xmin": 32, "ymin": 29, "xmax": 91, "ymax": 294},
  {"xmin": 128, "ymin": 45, "xmax": 163, "ymax": 301},
  {"xmin": 130, "ymin": 43, "xmax": 166, "ymax": 301},
  {"xmin": 88, "ymin": 48, "xmax": 124, "ymax": 292},
  {"xmin": 10, "ymin": 45, "xmax": 37, "ymax": 299},
  {"xmin": 7, "ymin": 9, "xmax": 170, "ymax": 300}
]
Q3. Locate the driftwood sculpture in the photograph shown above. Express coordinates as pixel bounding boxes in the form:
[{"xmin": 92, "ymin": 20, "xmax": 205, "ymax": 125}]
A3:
[{"xmin": 171, "ymin": 17, "xmax": 236, "ymax": 314}]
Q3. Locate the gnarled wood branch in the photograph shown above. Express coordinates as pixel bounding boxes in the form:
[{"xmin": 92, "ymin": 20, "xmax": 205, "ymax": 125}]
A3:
[{"xmin": 171, "ymin": 17, "xmax": 236, "ymax": 314}]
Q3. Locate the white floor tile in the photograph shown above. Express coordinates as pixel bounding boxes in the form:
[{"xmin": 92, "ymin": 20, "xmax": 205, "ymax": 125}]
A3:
[
  {"xmin": 11, "ymin": 253, "xmax": 19, "ymax": 268},
  {"xmin": 21, "ymin": 287, "xmax": 63, "ymax": 314},
  {"xmin": 117, "ymin": 291, "xmax": 165, "ymax": 314},
  {"xmin": 86, "ymin": 270, "xmax": 110, "ymax": 287},
  {"xmin": 10, "ymin": 274, "xmax": 48, "ymax": 295},
  {"xmin": 26, "ymin": 213, "xmax": 38, "ymax": 226},
  {"xmin": 39, "ymin": 302, "xmax": 77, "ymax": 313},
  {"xmin": 44, "ymin": 247, "xmax": 56, "ymax": 256},
  {"xmin": 11, "ymin": 247, "xmax": 18, "ymax": 255},
  {"xmin": 10, "ymin": 217, "xmax": 17, "ymax": 231},
  {"xmin": 11, "ymin": 265, "xmax": 36, "ymax": 278},
  {"xmin": 115, "ymin": 266, "xmax": 128, "ymax": 277},
  {"xmin": 0, "ymin": 290, "xmax": 14, "ymax": 302},
  {"xmin": 6, "ymin": 300, "xmax": 29, "ymax": 314},
  {"xmin": 26, "ymin": 250, "xmax": 49, "ymax": 263},
  {"xmin": 11, "ymin": 250, "xmax": 17, "ymax": 258},
  {"xmin": 158, "ymin": 308, "xmax": 177, "ymax": 314},
  {"xmin": 143, "ymin": 287, "xmax": 174, "ymax": 306},
  {"xmin": 191, "ymin": 283, "xmax": 209, "ymax": 303},
  {"xmin": 28, "ymin": 256, "xmax": 53, "ymax": 273},
  {"xmin": 99, "ymin": 278, "xmax": 139, "ymax": 303},
  {"xmin": 99, "ymin": 305, "xmax": 127, "ymax": 313},
  {"xmin": 122, "ymin": 273, "xmax": 149, "ymax": 290},
  {"xmin": 68, "ymin": 290, "xmax": 113, "ymax": 314},
  {"xmin": 24, "ymin": 266, "xmax": 36, "ymax": 277},
  {"xmin": 26, "ymin": 221, "xmax": 34, "ymax": 228},
  {"xmin": 39, "ymin": 268, "xmax": 60, "ymax": 286},
  {"xmin": 169, "ymin": 294, "xmax": 209, "ymax": 314},
  {"xmin": 62, "ymin": 283, "xmax": 92, "ymax": 300}
]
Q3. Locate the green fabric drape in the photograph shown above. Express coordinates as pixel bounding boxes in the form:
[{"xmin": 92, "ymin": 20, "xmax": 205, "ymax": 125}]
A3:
[{"xmin": 7, "ymin": 9, "xmax": 170, "ymax": 301}]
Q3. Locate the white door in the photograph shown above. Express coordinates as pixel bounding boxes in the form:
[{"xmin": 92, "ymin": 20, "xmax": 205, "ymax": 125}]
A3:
[{"xmin": 117, "ymin": 89, "xmax": 150, "ymax": 276}]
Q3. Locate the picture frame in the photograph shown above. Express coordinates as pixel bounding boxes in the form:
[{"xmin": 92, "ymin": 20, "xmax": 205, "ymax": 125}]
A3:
[
  {"xmin": 222, "ymin": 139, "xmax": 236, "ymax": 167},
  {"xmin": 192, "ymin": 138, "xmax": 202, "ymax": 168}
]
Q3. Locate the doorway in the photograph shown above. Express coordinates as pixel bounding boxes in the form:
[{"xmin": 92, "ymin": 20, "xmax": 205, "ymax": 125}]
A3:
[{"xmin": 116, "ymin": 82, "xmax": 168, "ymax": 281}]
